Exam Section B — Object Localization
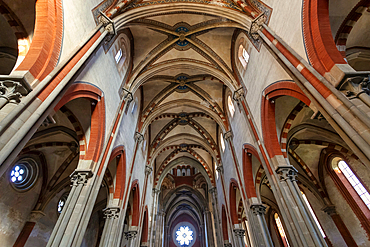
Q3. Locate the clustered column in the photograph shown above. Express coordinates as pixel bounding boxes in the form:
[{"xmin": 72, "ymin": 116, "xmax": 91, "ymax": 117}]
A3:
[{"xmin": 99, "ymin": 207, "xmax": 120, "ymax": 247}]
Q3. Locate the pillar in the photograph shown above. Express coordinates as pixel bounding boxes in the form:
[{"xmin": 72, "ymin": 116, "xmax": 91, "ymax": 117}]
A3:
[
  {"xmin": 249, "ymin": 204, "xmax": 273, "ymax": 247},
  {"xmin": 209, "ymin": 187, "xmax": 223, "ymax": 247},
  {"xmin": 149, "ymin": 188, "xmax": 161, "ymax": 247},
  {"xmin": 204, "ymin": 209, "xmax": 215, "ymax": 247},
  {"xmin": 99, "ymin": 206, "xmax": 120, "ymax": 247},
  {"xmin": 233, "ymin": 228, "xmax": 246, "ymax": 247},
  {"xmin": 154, "ymin": 210, "xmax": 165, "ymax": 247},
  {"xmin": 46, "ymin": 169, "xmax": 93, "ymax": 247},
  {"xmin": 124, "ymin": 230, "xmax": 138, "ymax": 247}
]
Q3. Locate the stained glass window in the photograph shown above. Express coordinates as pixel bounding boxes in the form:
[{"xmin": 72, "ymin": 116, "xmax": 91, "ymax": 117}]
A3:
[
  {"xmin": 228, "ymin": 96, "xmax": 235, "ymax": 117},
  {"xmin": 220, "ymin": 133, "xmax": 225, "ymax": 152},
  {"xmin": 176, "ymin": 226, "xmax": 194, "ymax": 246}
]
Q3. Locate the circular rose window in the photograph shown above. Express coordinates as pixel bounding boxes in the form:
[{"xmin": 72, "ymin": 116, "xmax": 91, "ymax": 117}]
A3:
[{"xmin": 173, "ymin": 222, "xmax": 196, "ymax": 247}]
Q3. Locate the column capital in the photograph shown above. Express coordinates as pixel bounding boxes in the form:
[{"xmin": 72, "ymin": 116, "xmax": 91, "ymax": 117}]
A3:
[
  {"xmin": 153, "ymin": 188, "xmax": 161, "ymax": 195},
  {"xmin": 250, "ymin": 203, "xmax": 266, "ymax": 215},
  {"xmin": 233, "ymin": 228, "xmax": 246, "ymax": 237},
  {"xmin": 124, "ymin": 230, "xmax": 138, "ymax": 240},
  {"xmin": 70, "ymin": 169, "xmax": 93, "ymax": 186},
  {"xmin": 99, "ymin": 11, "xmax": 116, "ymax": 41},
  {"xmin": 223, "ymin": 130, "xmax": 233, "ymax": 141},
  {"xmin": 134, "ymin": 132, "xmax": 144, "ymax": 143},
  {"xmin": 276, "ymin": 166, "xmax": 298, "ymax": 181},
  {"xmin": 0, "ymin": 80, "xmax": 29, "ymax": 104},
  {"xmin": 103, "ymin": 206, "xmax": 120, "ymax": 219},
  {"xmin": 216, "ymin": 165, "xmax": 224, "ymax": 175},
  {"xmin": 224, "ymin": 243, "xmax": 232, "ymax": 247},
  {"xmin": 29, "ymin": 210, "xmax": 46, "ymax": 222},
  {"xmin": 339, "ymin": 74, "xmax": 370, "ymax": 98},
  {"xmin": 250, "ymin": 13, "xmax": 267, "ymax": 40},
  {"xmin": 208, "ymin": 186, "xmax": 217, "ymax": 194},
  {"xmin": 322, "ymin": 205, "xmax": 337, "ymax": 216},
  {"xmin": 233, "ymin": 87, "xmax": 245, "ymax": 102},
  {"xmin": 145, "ymin": 165, "xmax": 153, "ymax": 175}
]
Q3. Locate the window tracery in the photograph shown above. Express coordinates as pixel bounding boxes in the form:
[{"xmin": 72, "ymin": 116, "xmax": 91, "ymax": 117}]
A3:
[
  {"xmin": 228, "ymin": 95, "xmax": 235, "ymax": 118},
  {"xmin": 238, "ymin": 44, "xmax": 250, "ymax": 68},
  {"xmin": 9, "ymin": 158, "xmax": 39, "ymax": 191}
]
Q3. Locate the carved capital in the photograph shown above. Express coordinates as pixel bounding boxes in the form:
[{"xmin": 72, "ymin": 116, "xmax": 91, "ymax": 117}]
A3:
[
  {"xmin": 276, "ymin": 166, "xmax": 298, "ymax": 181},
  {"xmin": 322, "ymin": 205, "xmax": 337, "ymax": 216},
  {"xmin": 29, "ymin": 210, "xmax": 46, "ymax": 222},
  {"xmin": 70, "ymin": 169, "xmax": 93, "ymax": 186},
  {"xmin": 103, "ymin": 206, "xmax": 120, "ymax": 219},
  {"xmin": 134, "ymin": 132, "xmax": 144, "ymax": 143},
  {"xmin": 233, "ymin": 87, "xmax": 245, "ymax": 102},
  {"xmin": 339, "ymin": 74, "xmax": 370, "ymax": 98},
  {"xmin": 216, "ymin": 165, "xmax": 224, "ymax": 175},
  {"xmin": 124, "ymin": 90, "xmax": 133, "ymax": 102},
  {"xmin": 224, "ymin": 243, "xmax": 232, "ymax": 247},
  {"xmin": 99, "ymin": 11, "xmax": 116, "ymax": 42},
  {"xmin": 208, "ymin": 186, "xmax": 217, "ymax": 194},
  {"xmin": 152, "ymin": 188, "xmax": 161, "ymax": 196},
  {"xmin": 124, "ymin": 230, "xmax": 138, "ymax": 240},
  {"xmin": 250, "ymin": 203, "xmax": 266, "ymax": 215},
  {"xmin": 233, "ymin": 228, "xmax": 246, "ymax": 237},
  {"xmin": 223, "ymin": 131, "xmax": 233, "ymax": 142},
  {"xmin": 145, "ymin": 165, "xmax": 153, "ymax": 175},
  {"xmin": 250, "ymin": 13, "xmax": 267, "ymax": 40},
  {"xmin": 0, "ymin": 80, "xmax": 28, "ymax": 105}
]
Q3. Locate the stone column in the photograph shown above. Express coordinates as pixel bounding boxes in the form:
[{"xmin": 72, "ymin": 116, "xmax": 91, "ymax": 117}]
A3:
[
  {"xmin": 204, "ymin": 209, "xmax": 215, "ymax": 247},
  {"xmin": 124, "ymin": 230, "xmax": 138, "ymax": 247},
  {"xmin": 46, "ymin": 169, "xmax": 93, "ymax": 247},
  {"xmin": 149, "ymin": 188, "xmax": 161, "ymax": 247},
  {"xmin": 209, "ymin": 187, "xmax": 223, "ymax": 247},
  {"xmin": 154, "ymin": 210, "xmax": 165, "ymax": 247},
  {"xmin": 276, "ymin": 166, "xmax": 327, "ymax": 247},
  {"xmin": 249, "ymin": 204, "xmax": 273, "ymax": 247},
  {"xmin": 233, "ymin": 228, "xmax": 246, "ymax": 247},
  {"xmin": 99, "ymin": 206, "xmax": 120, "ymax": 247}
]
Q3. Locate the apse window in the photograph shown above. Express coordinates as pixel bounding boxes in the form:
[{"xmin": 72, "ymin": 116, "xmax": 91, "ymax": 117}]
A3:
[
  {"xmin": 335, "ymin": 159, "xmax": 370, "ymax": 210},
  {"xmin": 115, "ymin": 48, "xmax": 123, "ymax": 63},
  {"xmin": 220, "ymin": 133, "xmax": 225, "ymax": 152},
  {"xmin": 238, "ymin": 44, "xmax": 250, "ymax": 68},
  {"xmin": 228, "ymin": 95, "xmax": 235, "ymax": 117},
  {"xmin": 10, "ymin": 158, "xmax": 39, "ymax": 191},
  {"xmin": 274, "ymin": 213, "xmax": 290, "ymax": 247},
  {"xmin": 176, "ymin": 226, "xmax": 194, "ymax": 246}
]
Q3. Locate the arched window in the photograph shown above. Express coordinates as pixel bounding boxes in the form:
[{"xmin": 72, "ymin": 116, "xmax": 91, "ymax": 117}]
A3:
[
  {"xmin": 228, "ymin": 95, "xmax": 235, "ymax": 118},
  {"xmin": 274, "ymin": 213, "xmax": 290, "ymax": 247},
  {"xmin": 238, "ymin": 44, "xmax": 250, "ymax": 68},
  {"xmin": 220, "ymin": 133, "xmax": 225, "ymax": 152},
  {"xmin": 333, "ymin": 158, "xmax": 370, "ymax": 210}
]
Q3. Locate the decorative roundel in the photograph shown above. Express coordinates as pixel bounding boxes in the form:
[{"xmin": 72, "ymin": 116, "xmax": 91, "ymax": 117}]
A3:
[
  {"xmin": 173, "ymin": 222, "xmax": 196, "ymax": 247},
  {"xmin": 10, "ymin": 158, "xmax": 39, "ymax": 191},
  {"xmin": 57, "ymin": 193, "xmax": 69, "ymax": 214}
]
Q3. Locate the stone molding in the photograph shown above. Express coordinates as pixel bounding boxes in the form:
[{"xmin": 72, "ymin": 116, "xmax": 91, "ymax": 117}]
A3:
[
  {"xmin": 103, "ymin": 206, "xmax": 120, "ymax": 219},
  {"xmin": 70, "ymin": 169, "xmax": 93, "ymax": 186}
]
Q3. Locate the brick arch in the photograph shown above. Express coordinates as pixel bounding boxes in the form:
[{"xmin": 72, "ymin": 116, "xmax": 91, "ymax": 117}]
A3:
[
  {"xmin": 334, "ymin": 0, "xmax": 370, "ymax": 57},
  {"xmin": 55, "ymin": 83, "xmax": 105, "ymax": 165},
  {"xmin": 15, "ymin": 0, "xmax": 63, "ymax": 81},
  {"xmin": 229, "ymin": 179, "xmax": 240, "ymax": 225},
  {"xmin": 242, "ymin": 144, "xmax": 259, "ymax": 198},
  {"xmin": 131, "ymin": 180, "xmax": 140, "ymax": 226},
  {"xmin": 108, "ymin": 146, "xmax": 126, "ymax": 200},
  {"xmin": 261, "ymin": 81, "xmax": 310, "ymax": 160},
  {"xmin": 302, "ymin": 0, "xmax": 347, "ymax": 76},
  {"xmin": 221, "ymin": 204, "xmax": 229, "ymax": 241}
]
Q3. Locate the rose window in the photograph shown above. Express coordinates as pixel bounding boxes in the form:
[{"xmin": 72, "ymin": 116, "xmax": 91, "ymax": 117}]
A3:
[{"xmin": 176, "ymin": 226, "xmax": 193, "ymax": 246}]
